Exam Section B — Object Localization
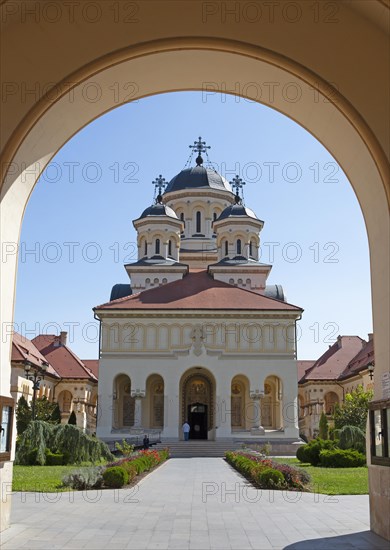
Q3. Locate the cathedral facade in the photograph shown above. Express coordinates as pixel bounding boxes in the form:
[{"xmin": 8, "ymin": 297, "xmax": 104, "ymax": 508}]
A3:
[{"xmin": 94, "ymin": 139, "xmax": 303, "ymax": 442}]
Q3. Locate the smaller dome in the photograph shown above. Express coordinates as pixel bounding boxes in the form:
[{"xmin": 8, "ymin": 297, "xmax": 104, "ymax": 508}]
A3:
[
  {"xmin": 216, "ymin": 203, "xmax": 258, "ymax": 221},
  {"xmin": 139, "ymin": 203, "xmax": 178, "ymax": 220}
]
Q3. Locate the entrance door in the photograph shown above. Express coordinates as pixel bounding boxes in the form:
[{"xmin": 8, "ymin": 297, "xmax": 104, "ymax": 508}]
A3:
[{"xmin": 188, "ymin": 403, "xmax": 208, "ymax": 439}]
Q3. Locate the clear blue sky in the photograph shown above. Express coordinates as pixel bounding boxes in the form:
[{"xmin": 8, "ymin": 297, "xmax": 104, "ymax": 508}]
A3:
[{"xmin": 14, "ymin": 92, "xmax": 372, "ymax": 360}]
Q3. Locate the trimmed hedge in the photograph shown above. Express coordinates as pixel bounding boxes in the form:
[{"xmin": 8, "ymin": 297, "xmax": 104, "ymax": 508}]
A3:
[
  {"xmin": 296, "ymin": 439, "xmax": 337, "ymax": 466},
  {"xmin": 319, "ymin": 449, "xmax": 366, "ymax": 468},
  {"xmin": 225, "ymin": 451, "xmax": 310, "ymax": 491},
  {"xmin": 258, "ymin": 468, "xmax": 285, "ymax": 488},
  {"xmin": 103, "ymin": 448, "xmax": 170, "ymax": 488},
  {"xmin": 45, "ymin": 449, "xmax": 64, "ymax": 466},
  {"xmin": 103, "ymin": 466, "xmax": 129, "ymax": 488}
]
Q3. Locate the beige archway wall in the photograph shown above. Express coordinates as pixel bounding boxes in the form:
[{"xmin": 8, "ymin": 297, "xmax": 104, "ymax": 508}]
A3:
[{"xmin": 0, "ymin": 0, "xmax": 389, "ymax": 536}]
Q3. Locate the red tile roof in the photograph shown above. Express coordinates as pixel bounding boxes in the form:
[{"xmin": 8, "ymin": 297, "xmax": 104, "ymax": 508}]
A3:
[
  {"xmin": 297, "ymin": 360, "xmax": 316, "ymax": 383},
  {"xmin": 94, "ymin": 270, "xmax": 302, "ymax": 312},
  {"xmin": 300, "ymin": 336, "xmax": 365, "ymax": 382},
  {"xmin": 82, "ymin": 360, "xmax": 99, "ymax": 378},
  {"xmin": 339, "ymin": 337, "xmax": 374, "ymax": 380},
  {"xmin": 11, "ymin": 332, "xmax": 59, "ymax": 378},
  {"xmin": 32, "ymin": 335, "xmax": 97, "ymax": 381}
]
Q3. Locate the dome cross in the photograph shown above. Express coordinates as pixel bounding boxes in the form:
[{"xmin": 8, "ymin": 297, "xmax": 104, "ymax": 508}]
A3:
[
  {"xmin": 230, "ymin": 175, "xmax": 246, "ymax": 203},
  {"xmin": 152, "ymin": 174, "xmax": 167, "ymax": 202},
  {"xmin": 189, "ymin": 137, "xmax": 211, "ymax": 165}
]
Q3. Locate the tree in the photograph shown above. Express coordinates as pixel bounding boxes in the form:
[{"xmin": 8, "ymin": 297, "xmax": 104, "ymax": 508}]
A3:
[
  {"xmin": 35, "ymin": 396, "xmax": 57, "ymax": 422},
  {"xmin": 333, "ymin": 385, "xmax": 373, "ymax": 432},
  {"xmin": 68, "ymin": 410, "xmax": 77, "ymax": 425},
  {"xmin": 318, "ymin": 411, "xmax": 329, "ymax": 439},
  {"xmin": 16, "ymin": 396, "xmax": 31, "ymax": 435},
  {"xmin": 15, "ymin": 421, "xmax": 113, "ymax": 465},
  {"xmin": 50, "ymin": 403, "xmax": 62, "ymax": 424}
]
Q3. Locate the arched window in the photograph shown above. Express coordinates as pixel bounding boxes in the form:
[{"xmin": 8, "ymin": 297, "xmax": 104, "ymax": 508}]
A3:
[
  {"xmin": 180, "ymin": 212, "xmax": 184, "ymax": 221},
  {"xmin": 155, "ymin": 238, "xmax": 160, "ymax": 255},
  {"xmin": 225, "ymin": 241, "xmax": 229, "ymax": 257},
  {"xmin": 237, "ymin": 239, "xmax": 242, "ymax": 255},
  {"xmin": 324, "ymin": 392, "xmax": 339, "ymax": 415},
  {"xmin": 144, "ymin": 240, "xmax": 148, "ymax": 256},
  {"xmin": 196, "ymin": 211, "xmax": 201, "ymax": 233},
  {"xmin": 249, "ymin": 240, "xmax": 253, "ymax": 257},
  {"xmin": 168, "ymin": 240, "xmax": 172, "ymax": 256},
  {"xmin": 213, "ymin": 212, "xmax": 218, "ymax": 221}
]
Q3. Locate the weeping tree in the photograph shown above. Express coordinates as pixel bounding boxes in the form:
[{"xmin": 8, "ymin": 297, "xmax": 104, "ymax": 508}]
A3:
[
  {"xmin": 338, "ymin": 425, "xmax": 366, "ymax": 453},
  {"xmin": 15, "ymin": 421, "xmax": 113, "ymax": 465}
]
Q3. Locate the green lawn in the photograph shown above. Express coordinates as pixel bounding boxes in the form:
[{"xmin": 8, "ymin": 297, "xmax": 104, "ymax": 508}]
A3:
[
  {"xmin": 273, "ymin": 457, "xmax": 368, "ymax": 495},
  {"xmin": 13, "ymin": 459, "xmax": 369, "ymax": 495},
  {"xmin": 13, "ymin": 465, "xmax": 80, "ymax": 492}
]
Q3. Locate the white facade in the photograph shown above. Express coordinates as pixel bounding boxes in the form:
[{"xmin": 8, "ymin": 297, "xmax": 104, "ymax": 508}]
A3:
[{"xmin": 95, "ymin": 146, "xmax": 302, "ymax": 442}]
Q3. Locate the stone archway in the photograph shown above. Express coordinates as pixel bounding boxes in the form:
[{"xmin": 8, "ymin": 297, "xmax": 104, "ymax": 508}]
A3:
[
  {"xmin": 180, "ymin": 369, "xmax": 215, "ymax": 440},
  {"xmin": 1, "ymin": 4, "xmax": 389, "ymax": 536}
]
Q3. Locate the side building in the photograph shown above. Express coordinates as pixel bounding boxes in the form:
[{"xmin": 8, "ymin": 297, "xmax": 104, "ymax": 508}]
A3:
[
  {"xmin": 11, "ymin": 331, "xmax": 98, "ymax": 433},
  {"xmin": 298, "ymin": 334, "xmax": 374, "ymax": 439}
]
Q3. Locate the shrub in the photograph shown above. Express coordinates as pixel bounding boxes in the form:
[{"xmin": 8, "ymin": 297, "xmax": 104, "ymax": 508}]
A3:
[
  {"xmin": 115, "ymin": 439, "xmax": 134, "ymax": 457},
  {"xmin": 121, "ymin": 461, "xmax": 137, "ymax": 483},
  {"xmin": 103, "ymin": 466, "xmax": 129, "ymax": 488},
  {"xmin": 258, "ymin": 468, "xmax": 285, "ymax": 489},
  {"xmin": 45, "ymin": 449, "xmax": 64, "ymax": 465},
  {"xmin": 296, "ymin": 439, "xmax": 337, "ymax": 466},
  {"xmin": 225, "ymin": 451, "xmax": 310, "ymax": 491},
  {"xmin": 296, "ymin": 445, "xmax": 308, "ymax": 463},
  {"xmin": 318, "ymin": 412, "xmax": 329, "ymax": 440},
  {"xmin": 63, "ymin": 467, "xmax": 104, "ymax": 490},
  {"xmin": 27, "ymin": 448, "xmax": 39, "ymax": 465},
  {"xmin": 319, "ymin": 449, "xmax": 366, "ymax": 468},
  {"xmin": 68, "ymin": 411, "xmax": 77, "ymax": 425},
  {"xmin": 50, "ymin": 403, "xmax": 62, "ymax": 424}
]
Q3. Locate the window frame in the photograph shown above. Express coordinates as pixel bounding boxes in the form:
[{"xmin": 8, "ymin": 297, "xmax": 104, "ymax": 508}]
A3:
[
  {"xmin": 369, "ymin": 398, "xmax": 390, "ymax": 466},
  {"xmin": 0, "ymin": 396, "xmax": 14, "ymax": 462}
]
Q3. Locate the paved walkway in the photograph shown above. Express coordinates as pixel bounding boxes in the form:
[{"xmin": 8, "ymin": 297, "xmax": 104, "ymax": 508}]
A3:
[{"xmin": 1, "ymin": 458, "xmax": 388, "ymax": 550}]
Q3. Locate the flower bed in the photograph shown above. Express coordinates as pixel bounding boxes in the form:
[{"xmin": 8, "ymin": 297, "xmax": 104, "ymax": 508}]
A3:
[
  {"xmin": 225, "ymin": 451, "xmax": 310, "ymax": 491},
  {"xmin": 63, "ymin": 448, "xmax": 170, "ymax": 490}
]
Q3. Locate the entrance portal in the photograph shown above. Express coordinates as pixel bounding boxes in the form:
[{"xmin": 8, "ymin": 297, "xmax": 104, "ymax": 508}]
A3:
[
  {"xmin": 188, "ymin": 403, "xmax": 208, "ymax": 439},
  {"xmin": 181, "ymin": 370, "xmax": 214, "ymax": 439}
]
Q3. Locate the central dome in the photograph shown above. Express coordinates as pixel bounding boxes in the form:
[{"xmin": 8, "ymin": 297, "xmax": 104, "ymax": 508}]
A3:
[{"xmin": 164, "ymin": 165, "xmax": 232, "ymax": 194}]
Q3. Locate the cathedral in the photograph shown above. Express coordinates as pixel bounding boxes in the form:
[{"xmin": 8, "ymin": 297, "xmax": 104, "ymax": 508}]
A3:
[{"xmin": 94, "ymin": 138, "xmax": 303, "ymax": 443}]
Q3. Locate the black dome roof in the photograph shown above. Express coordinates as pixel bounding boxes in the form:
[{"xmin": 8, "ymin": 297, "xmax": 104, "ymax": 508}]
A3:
[
  {"xmin": 216, "ymin": 203, "xmax": 258, "ymax": 221},
  {"xmin": 164, "ymin": 165, "xmax": 232, "ymax": 194},
  {"xmin": 139, "ymin": 203, "xmax": 178, "ymax": 219}
]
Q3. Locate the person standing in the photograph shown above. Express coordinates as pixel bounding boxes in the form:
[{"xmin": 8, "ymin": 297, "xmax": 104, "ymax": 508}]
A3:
[{"xmin": 182, "ymin": 421, "xmax": 190, "ymax": 441}]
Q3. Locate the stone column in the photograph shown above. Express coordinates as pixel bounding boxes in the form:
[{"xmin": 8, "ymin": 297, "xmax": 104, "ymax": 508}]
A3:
[
  {"xmin": 96, "ymin": 369, "xmax": 115, "ymax": 439},
  {"xmin": 250, "ymin": 390, "xmax": 265, "ymax": 435},
  {"xmin": 281, "ymin": 374, "xmax": 299, "ymax": 438},
  {"xmin": 162, "ymin": 378, "xmax": 179, "ymax": 438},
  {"xmin": 131, "ymin": 390, "xmax": 145, "ymax": 429},
  {"xmin": 216, "ymin": 376, "xmax": 231, "ymax": 438}
]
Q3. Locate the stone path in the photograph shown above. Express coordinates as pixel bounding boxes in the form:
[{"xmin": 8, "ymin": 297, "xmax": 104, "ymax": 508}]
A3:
[{"xmin": 1, "ymin": 458, "xmax": 388, "ymax": 549}]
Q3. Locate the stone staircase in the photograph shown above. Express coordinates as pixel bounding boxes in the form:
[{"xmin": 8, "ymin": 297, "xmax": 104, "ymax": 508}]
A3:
[
  {"xmin": 154, "ymin": 438, "xmax": 303, "ymax": 458},
  {"xmin": 153, "ymin": 439, "xmax": 239, "ymax": 458}
]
